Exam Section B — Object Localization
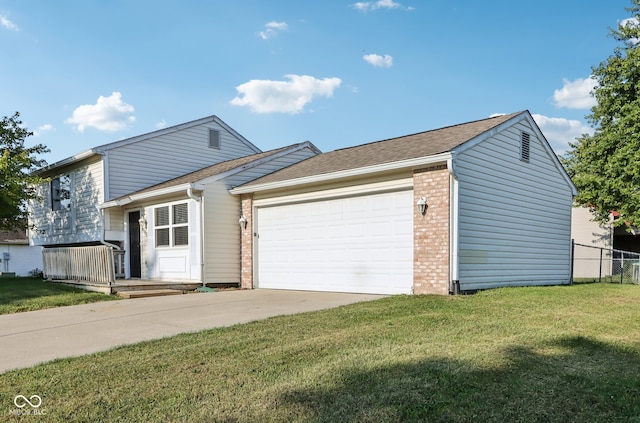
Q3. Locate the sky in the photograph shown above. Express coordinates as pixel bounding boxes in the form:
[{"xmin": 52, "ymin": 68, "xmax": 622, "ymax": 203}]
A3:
[{"xmin": 0, "ymin": 0, "xmax": 635, "ymax": 165}]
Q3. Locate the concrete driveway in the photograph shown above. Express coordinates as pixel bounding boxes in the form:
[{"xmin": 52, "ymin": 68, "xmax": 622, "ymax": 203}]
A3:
[{"xmin": 0, "ymin": 289, "xmax": 383, "ymax": 374}]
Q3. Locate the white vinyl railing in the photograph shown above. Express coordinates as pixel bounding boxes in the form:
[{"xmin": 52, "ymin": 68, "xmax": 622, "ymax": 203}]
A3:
[{"xmin": 42, "ymin": 246, "xmax": 116, "ymax": 285}]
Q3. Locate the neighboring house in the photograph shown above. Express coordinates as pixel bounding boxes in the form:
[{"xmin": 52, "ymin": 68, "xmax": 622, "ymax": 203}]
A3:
[
  {"xmin": 571, "ymin": 207, "xmax": 614, "ymax": 279},
  {"xmin": 231, "ymin": 111, "xmax": 578, "ymax": 295},
  {"xmin": 0, "ymin": 230, "xmax": 43, "ymax": 276},
  {"xmin": 28, "ymin": 115, "xmax": 319, "ymax": 285},
  {"xmin": 571, "ymin": 207, "xmax": 613, "ymax": 250},
  {"xmin": 571, "ymin": 207, "xmax": 640, "ymax": 253}
]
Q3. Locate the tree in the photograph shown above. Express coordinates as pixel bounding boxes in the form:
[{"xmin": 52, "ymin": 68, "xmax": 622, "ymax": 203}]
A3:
[
  {"xmin": 0, "ymin": 112, "xmax": 49, "ymax": 231},
  {"xmin": 563, "ymin": 0, "xmax": 640, "ymax": 227}
]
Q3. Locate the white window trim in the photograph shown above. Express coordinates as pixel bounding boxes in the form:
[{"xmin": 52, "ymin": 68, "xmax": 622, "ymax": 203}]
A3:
[{"xmin": 153, "ymin": 201, "xmax": 190, "ymax": 249}]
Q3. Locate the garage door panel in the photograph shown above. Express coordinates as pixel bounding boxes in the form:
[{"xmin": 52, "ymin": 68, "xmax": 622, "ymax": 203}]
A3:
[{"xmin": 257, "ymin": 190, "xmax": 413, "ymax": 295}]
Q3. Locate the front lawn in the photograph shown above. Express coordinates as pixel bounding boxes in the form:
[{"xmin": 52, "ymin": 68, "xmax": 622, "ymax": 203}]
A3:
[
  {"xmin": 2, "ymin": 283, "xmax": 640, "ymax": 422},
  {"xmin": 0, "ymin": 277, "xmax": 119, "ymax": 315}
]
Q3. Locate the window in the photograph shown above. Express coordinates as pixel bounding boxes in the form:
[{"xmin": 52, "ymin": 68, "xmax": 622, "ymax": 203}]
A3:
[
  {"xmin": 155, "ymin": 203, "xmax": 189, "ymax": 247},
  {"xmin": 520, "ymin": 131, "xmax": 530, "ymax": 162},
  {"xmin": 51, "ymin": 174, "xmax": 71, "ymax": 211},
  {"xmin": 209, "ymin": 129, "xmax": 220, "ymax": 149}
]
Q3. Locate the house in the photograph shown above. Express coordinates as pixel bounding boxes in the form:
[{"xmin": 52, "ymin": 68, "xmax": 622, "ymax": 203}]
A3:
[
  {"xmin": 231, "ymin": 111, "xmax": 578, "ymax": 295},
  {"xmin": 28, "ymin": 115, "xmax": 319, "ymax": 286},
  {"xmin": 99, "ymin": 142, "xmax": 319, "ymax": 283},
  {"xmin": 571, "ymin": 207, "xmax": 614, "ymax": 279},
  {"xmin": 0, "ymin": 230, "xmax": 43, "ymax": 276}
]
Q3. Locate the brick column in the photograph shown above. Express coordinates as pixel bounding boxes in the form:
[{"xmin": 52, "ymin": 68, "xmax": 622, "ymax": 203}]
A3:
[
  {"xmin": 240, "ymin": 194, "xmax": 254, "ymax": 289},
  {"xmin": 413, "ymin": 166, "xmax": 450, "ymax": 295}
]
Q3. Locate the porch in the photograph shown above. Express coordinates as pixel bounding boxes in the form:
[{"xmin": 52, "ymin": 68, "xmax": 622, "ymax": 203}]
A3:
[
  {"xmin": 49, "ymin": 278, "xmax": 204, "ymax": 296},
  {"xmin": 42, "ymin": 245, "xmax": 208, "ymax": 296}
]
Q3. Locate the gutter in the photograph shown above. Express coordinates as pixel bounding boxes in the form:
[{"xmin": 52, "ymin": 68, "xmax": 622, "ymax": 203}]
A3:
[
  {"xmin": 36, "ymin": 149, "xmax": 100, "ymax": 175},
  {"xmin": 99, "ymin": 183, "xmax": 206, "ymax": 209},
  {"xmin": 230, "ymin": 152, "xmax": 453, "ymax": 195}
]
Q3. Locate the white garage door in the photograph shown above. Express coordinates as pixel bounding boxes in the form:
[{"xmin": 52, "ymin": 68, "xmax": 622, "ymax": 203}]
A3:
[{"xmin": 256, "ymin": 189, "xmax": 413, "ymax": 294}]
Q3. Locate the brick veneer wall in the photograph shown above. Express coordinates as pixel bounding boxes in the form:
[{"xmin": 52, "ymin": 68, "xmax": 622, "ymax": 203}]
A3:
[
  {"xmin": 240, "ymin": 194, "xmax": 254, "ymax": 289},
  {"xmin": 413, "ymin": 166, "xmax": 450, "ymax": 295}
]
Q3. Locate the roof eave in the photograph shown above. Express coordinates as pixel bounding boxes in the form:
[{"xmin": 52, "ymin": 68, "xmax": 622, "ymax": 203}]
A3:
[
  {"xmin": 36, "ymin": 149, "xmax": 100, "ymax": 174},
  {"xmin": 230, "ymin": 152, "xmax": 453, "ymax": 195},
  {"xmin": 100, "ymin": 182, "xmax": 205, "ymax": 209}
]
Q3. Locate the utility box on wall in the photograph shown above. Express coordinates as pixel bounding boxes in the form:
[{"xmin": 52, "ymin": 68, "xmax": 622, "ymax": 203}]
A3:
[{"xmin": 2, "ymin": 252, "xmax": 10, "ymax": 260}]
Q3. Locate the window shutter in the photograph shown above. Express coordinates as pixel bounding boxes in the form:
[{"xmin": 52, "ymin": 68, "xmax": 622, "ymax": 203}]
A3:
[{"xmin": 51, "ymin": 178, "xmax": 61, "ymax": 211}]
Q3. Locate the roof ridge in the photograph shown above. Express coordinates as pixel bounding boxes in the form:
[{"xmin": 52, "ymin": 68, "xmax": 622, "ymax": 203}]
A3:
[{"xmin": 331, "ymin": 111, "xmax": 523, "ymax": 153}]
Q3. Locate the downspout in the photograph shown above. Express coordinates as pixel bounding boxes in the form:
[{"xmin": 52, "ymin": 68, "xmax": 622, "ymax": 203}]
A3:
[
  {"xmin": 447, "ymin": 157, "xmax": 460, "ymax": 295},
  {"xmin": 187, "ymin": 186, "xmax": 205, "ymax": 287},
  {"xmin": 96, "ymin": 206, "xmax": 121, "ymax": 295}
]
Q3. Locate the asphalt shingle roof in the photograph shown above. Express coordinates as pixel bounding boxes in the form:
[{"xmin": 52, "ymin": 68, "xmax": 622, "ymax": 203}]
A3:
[{"xmin": 238, "ymin": 112, "xmax": 521, "ymax": 188}]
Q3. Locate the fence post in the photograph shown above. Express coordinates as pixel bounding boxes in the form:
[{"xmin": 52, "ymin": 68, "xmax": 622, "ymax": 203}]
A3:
[
  {"xmin": 621, "ymin": 254, "xmax": 624, "ymax": 284},
  {"xmin": 599, "ymin": 248, "xmax": 603, "ymax": 283},
  {"xmin": 570, "ymin": 239, "xmax": 575, "ymax": 285}
]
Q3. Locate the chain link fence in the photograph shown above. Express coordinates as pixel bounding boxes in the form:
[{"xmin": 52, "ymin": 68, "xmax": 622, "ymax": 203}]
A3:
[{"xmin": 572, "ymin": 242, "xmax": 640, "ymax": 284}]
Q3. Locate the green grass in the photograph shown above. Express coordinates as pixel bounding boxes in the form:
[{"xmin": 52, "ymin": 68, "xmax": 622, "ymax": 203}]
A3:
[
  {"xmin": 3, "ymin": 283, "xmax": 640, "ymax": 422},
  {"xmin": 0, "ymin": 277, "xmax": 119, "ymax": 315}
]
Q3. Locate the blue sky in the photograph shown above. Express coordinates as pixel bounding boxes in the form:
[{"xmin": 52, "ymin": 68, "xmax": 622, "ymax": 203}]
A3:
[{"xmin": 0, "ymin": 0, "xmax": 634, "ymax": 164}]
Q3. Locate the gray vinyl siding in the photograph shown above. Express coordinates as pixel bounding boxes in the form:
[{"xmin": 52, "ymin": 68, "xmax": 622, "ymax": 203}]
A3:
[
  {"xmin": 107, "ymin": 122, "xmax": 259, "ymax": 199},
  {"xmin": 203, "ymin": 182, "xmax": 240, "ymax": 284},
  {"xmin": 29, "ymin": 159, "xmax": 105, "ymax": 246},
  {"xmin": 455, "ymin": 121, "xmax": 574, "ymax": 290},
  {"xmin": 74, "ymin": 159, "xmax": 104, "ymax": 239}
]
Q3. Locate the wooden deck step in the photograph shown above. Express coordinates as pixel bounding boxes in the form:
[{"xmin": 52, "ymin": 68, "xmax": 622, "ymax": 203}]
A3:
[{"xmin": 117, "ymin": 289, "xmax": 184, "ymax": 299}]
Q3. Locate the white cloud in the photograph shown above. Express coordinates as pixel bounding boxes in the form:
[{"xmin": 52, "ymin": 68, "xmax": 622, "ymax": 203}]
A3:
[
  {"xmin": 553, "ymin": 76, "xmax": 597, "ymax": 109},
  {"xmin": 532, "ymin": 113, "xmax": 593, "ymax": 154},
  {"xmin": 155, "ymin": 119, "xmax": 167, "ymax": 129},
  {"xmin": 259, "ymin": 21, "xmax": 288, "ymax": 40},
  {"xmin": 230, "ymin": 74, "xmax": 342, "ymax": 114},
  {"xmin": 65, "ymin": 92, "xmax": 136, "ymax": 132},
  {"xmin": 363, "ymin": 53, "xmax": 393, "ymax": 68},
  {"xmin": 352, "ymin": 0, "xmax": 413, "ymax": 12},
  {"xmin": 33, "ymin": 124, "xmax": 54, "ymax": 136},
  {"xmin": 0, "ymin": 14, "xmax": 18, "ymax": 31},
  {"xmin": 620, "ymin": 17, "xmax": 640, "ymax": 44}
]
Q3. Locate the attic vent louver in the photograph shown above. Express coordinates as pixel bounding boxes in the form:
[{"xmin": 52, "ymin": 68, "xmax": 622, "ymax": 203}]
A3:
[
  {"xmin": 520, "ymin": 131, "xmax": 530, "ymax": 162},
  {"xmin": 209, "ymin": 129, "xmax": 221, "ymax": 150}
]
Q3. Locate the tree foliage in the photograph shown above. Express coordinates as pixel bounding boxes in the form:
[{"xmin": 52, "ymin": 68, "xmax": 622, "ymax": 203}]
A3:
[
  {"xmin": 0, "ymin": 112, "xmax": 49, "ymax": 231},
  {"xmin": 563, "ymin": 0, "xmax": 640, "ymax": 227}
]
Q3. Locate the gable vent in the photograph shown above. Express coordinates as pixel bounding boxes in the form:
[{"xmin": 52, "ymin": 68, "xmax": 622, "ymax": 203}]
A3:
[
  {"xmin": 209, "ymin": 129, "xmax": 221, "ymax": 149},
  {"xmin": 520, "ymin": 131, "xmax": 530, "ymax": 162}
]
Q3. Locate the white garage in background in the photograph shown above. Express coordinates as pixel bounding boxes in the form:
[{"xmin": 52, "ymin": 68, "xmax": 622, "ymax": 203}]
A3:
[
  {"xmin": 256, "ymin": 188, "xmax": 413, "ymax": 294},
  {"xmin": 233, "ymin": 111, "xmax": 578, "ymax": 295}
]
